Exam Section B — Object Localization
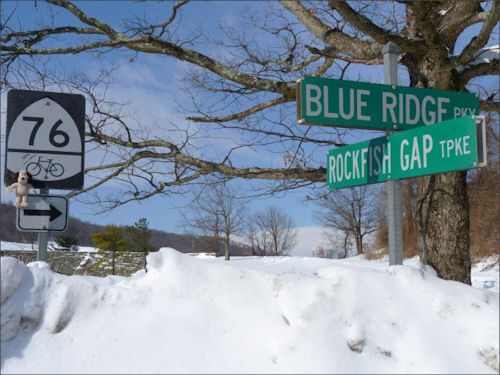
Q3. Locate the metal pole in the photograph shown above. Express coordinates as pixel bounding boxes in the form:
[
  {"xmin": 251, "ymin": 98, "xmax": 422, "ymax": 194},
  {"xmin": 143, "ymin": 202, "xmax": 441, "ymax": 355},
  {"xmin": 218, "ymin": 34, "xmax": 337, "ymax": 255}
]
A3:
[
  {"xmin": 37, "ymin": 188, "xmax": 49, "ymax": 262},
  {"xmin": 382, "ymin": 42, "xmax": 403, "ymax": 266}
]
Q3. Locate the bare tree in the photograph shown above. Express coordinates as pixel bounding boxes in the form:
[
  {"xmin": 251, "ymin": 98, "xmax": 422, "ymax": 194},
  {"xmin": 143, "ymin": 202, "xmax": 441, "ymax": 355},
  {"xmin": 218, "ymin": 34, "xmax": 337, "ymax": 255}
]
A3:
[
  {"xmin": 182, "ymin": 182, "xmax": 246, "ymax": 260},
  {"xmin": 1, "ymin": 1, "xmax": 498, "ymax": 283},
  {"xmin": 181, "ymin": 200, "xmax": 222, "ymax": 256},
  {"xmin": 315, "ymin": 186, "xmax": 379, "ymax": 256},
  {"xmin": 248, "ymin": 206, "xmax": 297, "ymax": 256},
  {"xmin": 247, "ymin": 221, "xmax": 268, "ymax": 256}
]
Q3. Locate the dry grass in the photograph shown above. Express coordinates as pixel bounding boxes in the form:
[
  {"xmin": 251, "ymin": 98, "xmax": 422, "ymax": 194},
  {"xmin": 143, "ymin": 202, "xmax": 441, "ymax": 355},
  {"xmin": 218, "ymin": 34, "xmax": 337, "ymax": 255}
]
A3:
[
  {"xmin": 373, "ymin": 225, "xmax": 419, "ymax": 260},
  {"xmin": 469, "ymin": 163, "xmax": 499, "ymax": 261},
  {"xmin": 364, "ymin": 248, "xmax": 388, "ymax": 260},
  {"xmin": 471, "ymin": 253, "xmax": 500, "ymax": 270},
  {"xmin": 374, "ymin": 226, "xmax": 388, "ymax": 252}
]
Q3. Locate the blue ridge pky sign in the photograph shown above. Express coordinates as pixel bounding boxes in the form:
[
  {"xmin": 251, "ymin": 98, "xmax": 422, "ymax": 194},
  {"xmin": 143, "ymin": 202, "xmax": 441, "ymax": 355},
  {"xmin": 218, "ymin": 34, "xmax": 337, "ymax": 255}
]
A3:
[{"xmin": 297, "ymin": 76, "xmax": 479, "ymax": 131}]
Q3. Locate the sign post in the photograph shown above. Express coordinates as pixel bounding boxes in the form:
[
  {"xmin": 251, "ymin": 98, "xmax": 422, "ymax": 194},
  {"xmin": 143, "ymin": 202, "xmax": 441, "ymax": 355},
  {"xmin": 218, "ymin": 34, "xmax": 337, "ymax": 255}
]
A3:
[
  {"xmin": 37, "ymin": 188, "xmax": 49, "ymax": 261},
  {"xmin": 383, "ymin": 42, "xmax": 403, "ymax": 266}
]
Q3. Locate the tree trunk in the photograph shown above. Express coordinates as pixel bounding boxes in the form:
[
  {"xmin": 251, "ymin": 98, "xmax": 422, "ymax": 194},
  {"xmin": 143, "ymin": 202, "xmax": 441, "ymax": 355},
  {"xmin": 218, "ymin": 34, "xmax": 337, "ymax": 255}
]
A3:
[
  {"xmin": 342, "ymin": 232, "xmax": 349, "ymax": 258},
  {"xmin": 404, "ymin": 53, "xmax": 471, "ymax": 284},
  {"xmin": 224, "ymin": 234, "xmax": 230, "ymax": 261},
  {"xmin": 354, "ymin": 232, "xmax": 363, "ymax": 255},
  {"xmin": 416, "ymin": 171, "xmax": 471, "ymax": 284},
  {"xmin": 214, "ymin": 229, "xmax": 220, "ymax": 257},
  {"xmin": 112, "ymin": 247, "xmax": 116, "ymax": 275}
]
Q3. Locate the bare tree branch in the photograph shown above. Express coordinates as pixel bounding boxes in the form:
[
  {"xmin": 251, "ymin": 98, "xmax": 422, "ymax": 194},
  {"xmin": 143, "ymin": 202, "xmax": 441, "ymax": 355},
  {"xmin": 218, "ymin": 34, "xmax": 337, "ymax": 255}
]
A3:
[
  {"xmin": 46, "ymin": 0, "xmax": 121, "ymax": 38},
  {"xmin": 459, "ymin": 59, "xmax": 500, "ymax": 86},
  {"xmin": 2, "ymin": 36, "xmax": 296, "ymax": 95},
  {"xmin": 456, "ymin": 0, "xmax": 499, "ymax": 66},
  {"xmin": 186, "ymin": 96, "xmax": 290, "ymax": 123},
  {"xmin": 305, "ymin": 45, "xmax": 382, "ymax": 65},
  {"xmin": 480, "ymin": 99, "xmax": 500, "ymax": 113},
  {"xmin": 279, "ymin": 0, "xmax": 382, "ymax": 61},
  {"xmin": 1, "ymin": 40, "xmax": 129, "ymax": 58},
  {"xmin": 70, "ymin": 126, "xmax": 328, "ymax": 203},
  {"xmin": 1, "ymin": 2, "xmax": 295, "ymax": 96},
  {"xmin": 411, "ymin": 2, "xmax": 446, "ymax": 57},
  {"xmin": 328, "ymin": 0, "xmax": 422, "ymax": 54},
  {"xmin": 0, "ymin": 26, "xmax": 105, "ymax": 44},
  {"xmin": 313, "ymin": 57, "xmax": 334, "ymax": 77},
  {"xmin": 432, "ymin": 1, "xmax": 484, "ymax": 48},
  {"xmin": 156, "ymin": 0, "xmax": 190, "ymax": 37}
]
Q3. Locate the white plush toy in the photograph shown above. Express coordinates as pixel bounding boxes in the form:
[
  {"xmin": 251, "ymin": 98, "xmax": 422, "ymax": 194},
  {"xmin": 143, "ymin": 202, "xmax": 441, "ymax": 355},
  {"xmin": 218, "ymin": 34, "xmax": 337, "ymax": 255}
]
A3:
[{"xmin": 7, "ymin": 170, "xmax": 36, "ymax": 207}]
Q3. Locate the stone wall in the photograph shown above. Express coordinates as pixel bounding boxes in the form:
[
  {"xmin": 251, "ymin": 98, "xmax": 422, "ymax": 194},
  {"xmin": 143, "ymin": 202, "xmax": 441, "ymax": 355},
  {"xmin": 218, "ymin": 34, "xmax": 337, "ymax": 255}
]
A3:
[{"xmin": 0, "ymin": 250, "xmax": 147, "ymax": 277}]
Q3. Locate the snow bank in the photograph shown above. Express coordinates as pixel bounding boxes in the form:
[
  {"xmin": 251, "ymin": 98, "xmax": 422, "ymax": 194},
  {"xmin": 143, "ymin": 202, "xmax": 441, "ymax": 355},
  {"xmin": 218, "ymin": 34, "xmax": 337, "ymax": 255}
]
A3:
[
  {"xmin": 1, "ymin": 257, "xmax": 27, "ymax": 304},
  {"xmin": 1, "ymin": 249, "xmax": 499, "ymax": 374}
]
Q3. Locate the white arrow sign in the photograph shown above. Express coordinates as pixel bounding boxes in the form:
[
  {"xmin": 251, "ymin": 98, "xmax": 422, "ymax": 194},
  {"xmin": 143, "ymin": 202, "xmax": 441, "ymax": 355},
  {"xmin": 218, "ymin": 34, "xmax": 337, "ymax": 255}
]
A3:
[{"xmin": 16, "ymin": 194, "xmax": 69, "ymax": 232}]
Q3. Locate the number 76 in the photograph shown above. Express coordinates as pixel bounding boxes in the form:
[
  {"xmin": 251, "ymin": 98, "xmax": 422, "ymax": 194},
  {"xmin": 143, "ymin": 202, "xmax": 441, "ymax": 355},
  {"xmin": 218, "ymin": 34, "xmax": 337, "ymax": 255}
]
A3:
[{"xmin": 23, "ymin": 116, "xmax": 69, "ymax": 148}]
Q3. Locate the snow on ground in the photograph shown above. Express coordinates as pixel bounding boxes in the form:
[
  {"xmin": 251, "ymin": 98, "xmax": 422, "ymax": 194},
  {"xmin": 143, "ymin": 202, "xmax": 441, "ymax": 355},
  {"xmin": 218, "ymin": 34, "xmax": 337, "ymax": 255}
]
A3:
[
  {"xmin": 195, "ymin": 252, "xmax": 499, "ymax": 293},
  {"xmin": 1, "ymin": 241, "xmax": 37, "ymax": 251},
  {"xmin": 1, "ymin": 248, "xmax": 499, "ymax": 374},
  {"xmin": 472, "ymin": 255, "xmax": 500, "ymax": 292},
  {"xmin": 1, "ymin": 241, "xmax": 98, "ymax": 253}
]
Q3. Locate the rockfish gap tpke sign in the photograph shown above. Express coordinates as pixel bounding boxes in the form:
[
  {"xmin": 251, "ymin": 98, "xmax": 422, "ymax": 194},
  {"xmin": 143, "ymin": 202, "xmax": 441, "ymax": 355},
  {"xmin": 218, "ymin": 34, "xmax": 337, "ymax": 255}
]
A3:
[
  {"xmin": 327, "ymin": 116, "xmax": 487, "ymax": 189},
  {"xmin": 297, "ymin": 76, "xmax": 479, "ymax": 130}
]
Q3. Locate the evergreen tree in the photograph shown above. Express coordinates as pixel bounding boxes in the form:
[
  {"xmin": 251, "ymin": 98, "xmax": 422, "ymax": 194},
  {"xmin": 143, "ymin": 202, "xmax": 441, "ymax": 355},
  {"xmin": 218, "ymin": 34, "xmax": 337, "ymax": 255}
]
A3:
[
  {"xmin": 126, "ymin": 218, "xmax": 153, "ymax": 271},
  {"xmin": 90, "ymin": 225, "xmax": 129, "ymax": 275},
  {"xmin": 53, "ymin": 234, "xmax": 79, "ymax": 251}
]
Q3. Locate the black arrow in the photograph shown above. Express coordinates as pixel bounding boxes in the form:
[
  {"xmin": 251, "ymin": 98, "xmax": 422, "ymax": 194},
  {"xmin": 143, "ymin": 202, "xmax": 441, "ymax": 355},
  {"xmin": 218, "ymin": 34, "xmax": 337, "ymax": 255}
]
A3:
[{"xmin": 24, "ymin": 205, "xmax": 63, "ymax": 222}]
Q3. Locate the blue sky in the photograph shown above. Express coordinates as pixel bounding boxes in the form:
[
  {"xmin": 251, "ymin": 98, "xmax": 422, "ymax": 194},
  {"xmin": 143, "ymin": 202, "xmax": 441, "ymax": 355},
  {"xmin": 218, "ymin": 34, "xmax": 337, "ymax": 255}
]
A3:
[
  {"xmin": 1, "ymin": 1, "xmax": 329, "ymax": 232},
  {"xmin": 1, "ymin": 1, "xmax": 498, "ymax": 234}
]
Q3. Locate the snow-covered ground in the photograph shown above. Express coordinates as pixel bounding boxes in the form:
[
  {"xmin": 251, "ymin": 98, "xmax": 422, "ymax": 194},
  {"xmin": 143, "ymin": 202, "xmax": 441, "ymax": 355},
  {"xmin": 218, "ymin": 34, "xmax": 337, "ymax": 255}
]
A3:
[
  {"xmin": 1, "ymin": 248, "xmax": 498, "ymax": 374},
  {"xmin": 1, "ymin": 240, "xmax": 98, "ymax": 253},
  {"xmin": 196, "ymin": 252, "xmax": 499, "ymax": 293}
]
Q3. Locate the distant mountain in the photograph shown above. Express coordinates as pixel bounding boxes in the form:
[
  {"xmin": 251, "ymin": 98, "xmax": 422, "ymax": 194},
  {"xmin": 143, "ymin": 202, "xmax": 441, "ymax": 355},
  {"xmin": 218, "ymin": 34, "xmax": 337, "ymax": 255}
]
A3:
[
  {"xmin": 1, "ymin": 203, "xmax": 39, "ymax": 244},
  {"xmin": 0, "ymin": 203, "xmax": 250, "ymax": 255}
]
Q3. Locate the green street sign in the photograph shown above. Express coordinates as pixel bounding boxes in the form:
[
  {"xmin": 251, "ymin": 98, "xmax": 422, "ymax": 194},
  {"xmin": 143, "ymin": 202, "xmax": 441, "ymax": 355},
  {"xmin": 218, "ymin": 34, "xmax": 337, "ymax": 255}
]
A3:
[
  {"xmin": 327, "ymin": 116, "xmax": 487, "ymax": 189},
  {"xmin": 297, "ymin": 76, "xmax": 479, "ymax": 130}
]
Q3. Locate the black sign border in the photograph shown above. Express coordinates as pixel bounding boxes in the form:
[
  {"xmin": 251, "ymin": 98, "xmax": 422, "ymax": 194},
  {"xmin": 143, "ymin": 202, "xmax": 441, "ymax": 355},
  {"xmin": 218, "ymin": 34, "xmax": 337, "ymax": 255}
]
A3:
[
  {"xmin": 4, "ymin": 89, "xmax": 85, "ymax": 189},
  {"xmin": 15, "ymin": 194, "xmax": 69, "ymax": 232}
]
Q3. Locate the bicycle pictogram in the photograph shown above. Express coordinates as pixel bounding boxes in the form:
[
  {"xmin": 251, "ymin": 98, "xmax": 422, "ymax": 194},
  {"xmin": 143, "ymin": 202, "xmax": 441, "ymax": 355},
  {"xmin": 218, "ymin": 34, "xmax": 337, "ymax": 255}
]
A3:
[{"xmin": 26, "ymin": 156, "xmax": 64, "ymax": 178}]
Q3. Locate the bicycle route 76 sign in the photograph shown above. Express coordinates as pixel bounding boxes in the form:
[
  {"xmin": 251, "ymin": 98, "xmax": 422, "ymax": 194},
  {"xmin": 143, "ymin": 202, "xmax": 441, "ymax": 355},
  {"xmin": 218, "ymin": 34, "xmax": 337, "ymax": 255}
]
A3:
[{"xmin": 4, "ymin": 89, "xmax": 85, "ymax": 189}]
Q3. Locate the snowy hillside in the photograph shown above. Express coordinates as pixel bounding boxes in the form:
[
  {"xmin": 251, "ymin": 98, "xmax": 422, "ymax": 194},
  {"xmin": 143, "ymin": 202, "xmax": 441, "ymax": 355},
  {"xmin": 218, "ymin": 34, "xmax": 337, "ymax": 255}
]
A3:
[{"xmin": 1, "ymin": 249, "xmax": 498, "ymax": 374}]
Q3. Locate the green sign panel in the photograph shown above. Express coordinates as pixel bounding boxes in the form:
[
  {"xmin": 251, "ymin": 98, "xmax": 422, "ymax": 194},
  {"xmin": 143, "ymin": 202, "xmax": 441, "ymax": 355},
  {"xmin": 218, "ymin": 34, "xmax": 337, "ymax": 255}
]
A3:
[
  {"xmin": 297, "ymin": 76, "xmax": 479, "ymax": 130},
  {"xmin": 327, "ymin": 116, "xmax": 487, "ymax": 189}
]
